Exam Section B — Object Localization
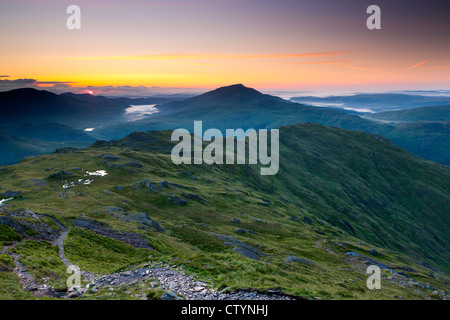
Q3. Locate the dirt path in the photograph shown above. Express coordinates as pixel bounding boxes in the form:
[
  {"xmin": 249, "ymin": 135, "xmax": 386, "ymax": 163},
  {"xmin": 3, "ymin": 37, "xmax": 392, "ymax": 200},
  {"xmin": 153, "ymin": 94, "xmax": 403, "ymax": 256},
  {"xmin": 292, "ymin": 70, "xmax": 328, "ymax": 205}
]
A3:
[
  {"xmin": 2, "ymin": 242, "xmax": 60, "ymax": 297},
  {"xmin": 43, "ymin": 214, "xmax": 96, "ymax": 283},
  {"xmin": 88, "ymin": 263, "xmax": 297, "ymax": 300},
  {"xmin": 1, "ymin": 213, "xmax": 95, "ymax": 298},
  {"xmin": 2, "ymin": 212, "xmax": 297, "ymax": 300}
]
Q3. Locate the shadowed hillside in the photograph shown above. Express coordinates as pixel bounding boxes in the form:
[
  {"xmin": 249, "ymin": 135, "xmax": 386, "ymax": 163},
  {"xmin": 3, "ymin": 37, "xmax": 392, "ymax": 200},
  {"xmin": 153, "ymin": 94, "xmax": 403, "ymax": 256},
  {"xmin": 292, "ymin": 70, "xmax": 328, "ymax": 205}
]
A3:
[
  {"xmin": 1, "ymin": 123, "xmax": 448, "ymax": 299},
  {"xmin": 93, "ymin": 84, "xmax": 450, "ymax": 165}
]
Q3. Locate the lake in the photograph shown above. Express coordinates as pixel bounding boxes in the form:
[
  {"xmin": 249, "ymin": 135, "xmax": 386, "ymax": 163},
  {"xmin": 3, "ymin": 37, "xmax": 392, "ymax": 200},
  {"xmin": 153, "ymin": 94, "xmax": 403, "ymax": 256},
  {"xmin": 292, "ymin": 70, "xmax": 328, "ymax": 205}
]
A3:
[{"xmin": 125, "ymin": 104, "xmax": 159, "ymax": 121}]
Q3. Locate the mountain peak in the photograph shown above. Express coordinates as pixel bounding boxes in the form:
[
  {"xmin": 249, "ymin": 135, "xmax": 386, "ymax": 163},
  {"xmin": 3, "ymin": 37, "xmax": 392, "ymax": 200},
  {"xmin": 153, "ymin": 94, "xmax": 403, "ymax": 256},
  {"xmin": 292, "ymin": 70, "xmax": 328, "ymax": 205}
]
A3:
[
  {"xmin": 0, "ymin": 87, "xmax": 55, "ymax": 98},
  {"xmin": 188, "ymin": 83, "xmax": 282, "ymax": 106},
  {"xmin": 210, "ymin": 83, "xmax": 259, "ymax": 94},
  {"xmin": 226, "ymin": 83, "xmax": 246, "ymax": 89}
]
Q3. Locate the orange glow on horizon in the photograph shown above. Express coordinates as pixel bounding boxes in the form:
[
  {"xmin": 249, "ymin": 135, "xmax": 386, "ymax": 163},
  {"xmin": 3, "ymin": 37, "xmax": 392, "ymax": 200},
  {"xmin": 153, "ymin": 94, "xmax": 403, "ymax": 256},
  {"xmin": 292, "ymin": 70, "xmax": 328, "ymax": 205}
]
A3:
[{"xmin": 1, "ymin": 1, "xmax": 449, "ymax": 93}]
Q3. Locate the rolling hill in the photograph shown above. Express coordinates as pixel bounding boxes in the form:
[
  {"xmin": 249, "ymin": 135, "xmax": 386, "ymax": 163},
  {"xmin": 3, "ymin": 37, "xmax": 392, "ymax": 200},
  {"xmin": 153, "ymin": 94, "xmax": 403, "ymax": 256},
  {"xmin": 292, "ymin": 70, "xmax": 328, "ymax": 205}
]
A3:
[
  {"xmin": 94, "ymin": 84, "xmax": 450, "ymax": 165},
  {"xmin": 366, "ymin": 105, "xmax": 450, "ymax": 122},
  {"xmin": 0, "ymin": 89, "xmax": 194, "ymax": 166},
  {"xmin": 0, "ymin": 123, "xmax": 448, "ymax": 300},
  {"xmin": 0, "ymin": 123, "xmax": 96, "ymax": 166},
  {"xmin": 0, "ymin": 88, "xmax": 128, "ymax": 129},
  {"xmin": 1, "ymin": 85, "xmax": 449, "ymax": 166},
  {"xmin": 290, "ymin": 93, "xmax": 450, "ymax": 113},
  {"xmin": 93, "ymin": 84, "xmax": 388, "ymax": 139}
]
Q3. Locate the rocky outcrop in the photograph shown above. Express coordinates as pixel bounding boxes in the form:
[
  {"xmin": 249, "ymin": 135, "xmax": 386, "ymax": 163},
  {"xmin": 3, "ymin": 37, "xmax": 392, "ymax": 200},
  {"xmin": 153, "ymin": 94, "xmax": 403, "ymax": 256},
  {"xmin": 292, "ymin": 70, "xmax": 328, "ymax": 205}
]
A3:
[
  {"xmin": 210, "ymin": 233, "xmax": 266, "ymax": 261},
  {"xmin": 71, "ymin": 218, "xmax": 153, "ymax": 249}
]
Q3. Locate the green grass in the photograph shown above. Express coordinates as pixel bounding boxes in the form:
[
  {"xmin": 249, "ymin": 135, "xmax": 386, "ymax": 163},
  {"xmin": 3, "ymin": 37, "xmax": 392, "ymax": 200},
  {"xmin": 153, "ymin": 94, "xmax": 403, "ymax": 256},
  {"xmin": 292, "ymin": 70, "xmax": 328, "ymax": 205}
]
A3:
[
  {"xmin": 0, "ymin": 123, "xmax": 449, "ymax": 299},
  {"xmin": 0, "ymin": 225, "xmax": 22, "ymax": 245},
  {"xmin": 146, "ymin": 288, "xmax": 165, "ymax": 300},
  {"xmin": 0, "ymin": 254, "xmax": 15, "ymax": 271},
  {"xmin": 0, "ymin": 272, "xmax": 34, "ymax": 300},
  {"xmin": 11, "ymin": 240, "xmax": 68, "ymax": 290},
  {"xmin": 64, "ymin": 227, "xmax": 151, "ymax": 275}
]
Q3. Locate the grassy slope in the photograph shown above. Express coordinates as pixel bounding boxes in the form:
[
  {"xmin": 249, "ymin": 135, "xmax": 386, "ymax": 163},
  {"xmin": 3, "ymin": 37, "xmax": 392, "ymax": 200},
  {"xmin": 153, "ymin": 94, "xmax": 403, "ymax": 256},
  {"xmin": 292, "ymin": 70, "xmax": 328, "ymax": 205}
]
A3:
[
  {"xmin": 0, "ymin": 134, "xmax": 93, "ymax": 166},
  {"xmin": 0, "ymin": 123, "xmax": 449, "ymax": 299},
  {"xmin": 366, "ymin": 105, "xmax": 450, "ymax": 122}
]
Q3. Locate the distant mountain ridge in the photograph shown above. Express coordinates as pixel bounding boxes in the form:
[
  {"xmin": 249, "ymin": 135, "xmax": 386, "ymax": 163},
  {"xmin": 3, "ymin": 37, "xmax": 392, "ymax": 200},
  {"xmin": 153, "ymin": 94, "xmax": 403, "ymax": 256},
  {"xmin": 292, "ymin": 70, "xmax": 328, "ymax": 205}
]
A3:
[
  {"xmin": 95, "ymin": 84, "xmax": 385, "ymax": 136},
  {"xmin": 0, "ymin": 123, "xmax": 96, "ymax": 142},
  {"xmin": 94, "ymin": 84, "xmax": 450, "ymax": 165},
  {"xmin": 1, "ymin": 85, "xmax": 449, "ymax": 165},
  {"xmin": 0, "ymin": 88, "xmax": 128, "ymax": 129},
  {"xmin": 290, "ymin": 93, "xmax": 450, "ymax": 113},
  {"xmin": 366, "ymin": 105, "xmax": 450, "ymax": 122},
  {"xmin": 0, "ymin": 122, "xmax": 95, "ymax": 165}
]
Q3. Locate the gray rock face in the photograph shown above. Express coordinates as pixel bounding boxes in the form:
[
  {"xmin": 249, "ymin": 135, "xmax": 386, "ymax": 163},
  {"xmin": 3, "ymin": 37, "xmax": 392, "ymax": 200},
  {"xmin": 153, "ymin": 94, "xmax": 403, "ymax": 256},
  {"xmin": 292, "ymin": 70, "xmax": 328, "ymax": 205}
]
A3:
[
  {"xmin": 136, "ymin": 180, "xmax": 188, "ymax": 194},
  {"xmin": 31, "ymin": 179, "xmax": 47, "ymax": 187},
  {"xmin": 101, "ymin": 153, "xmax": 121, "ymax": 161},
  {"xmin": 2, "ymin": 190, "xmax": 21, "ymax": 197},
  {"xmin": 302, "ymin": 216, "xmax": 313, "ymax": 225},
  {"xmin": 47, "ymin": 170, "xmax": 73, "ymax": 180},
  {"xmin": 167, "ymin": 196, "xmax": 187, "ymax": 205},
  {"xmin": 345, "ymin": 251, "xmax": 389, "ymax": 269},
  {"xmin": 210, "ymin": 233, "xmax": 266, "ymax": 261},
  {"xmin": 107, "ymin": 161, "xmax": 143, "ymax": 169},
  {"xmin": 182, "ymin": 192, "xmax": 205, "ymax": 203},
  {"xmin": 103, "ymin": 207, "xmax": 164, "ymax": 232},
  {"xmin": 136, "ymin": 180, "xmax": 159, "ymax": 192},
  {"xmin": 71, "ymin": 218, "xmax": 153, "ymax": 249},
  {"xmin": 284, "ymin": 256, "xmax": 316, "ymax": 265},
  {"xmin": 161, "ymin": 290, "xmax": 184, "ymax": 300},
  {"xmin": 0, "ymin": 208, "xmax": 59, "ymax": 241}
]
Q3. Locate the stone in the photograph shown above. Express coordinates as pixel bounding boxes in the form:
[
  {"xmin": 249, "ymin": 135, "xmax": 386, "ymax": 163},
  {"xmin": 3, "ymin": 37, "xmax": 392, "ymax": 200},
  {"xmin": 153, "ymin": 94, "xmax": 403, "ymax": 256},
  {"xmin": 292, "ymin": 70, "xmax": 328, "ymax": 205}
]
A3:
[
  {"xmin": 161, "ymin": 290, "xmax": 184, "ymax": 300},
  {"xmin": 101, "ymin": 153, "xmax": 120, "ymax": 161},
  {"xmin": 2, "ymin": 190, "xmax": 21, "ymax": 197},
  {"xmin": 67, "ymin": 291, "xmax": 81, "ymax": 298},
  {"xmin": 283, "ymin": 256, "xmax": 316, "ymax": 265},
  {"xmin": 167, "ymin": 196, "xmax": 187, "ymax": 205},
  {"xmin": 302, "ymin": 216, "xmax": 313, "ymax": 225}
]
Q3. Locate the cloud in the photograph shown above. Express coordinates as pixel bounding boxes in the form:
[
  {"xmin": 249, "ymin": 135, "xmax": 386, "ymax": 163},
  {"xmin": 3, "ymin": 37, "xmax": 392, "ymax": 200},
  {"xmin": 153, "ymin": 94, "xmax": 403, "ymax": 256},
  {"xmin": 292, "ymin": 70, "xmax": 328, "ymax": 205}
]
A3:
[
  {"xmin": 0, "ymin": 79, "xmax": 78, "ymax": 92},
  {"xmin": 78, "ymin": 85, "xmax": 204, "ymax": 97},
  {"xmin": 287, "ymin": 59, "xmax": 391, "ymax": 74},
  {"xmin": 0, "ymin": 75, "xmax": 9, "ymax": 78},
  {"xmin": 72, "ymin": 51, "xmax": 349, "ymax": 61},
  {"xmin": 0, "ymin": 77, "xmax": 204, "ymax": 97},
  {"xmin": 288, "ymin": 60, "xmax": 353, "ymax": 65},
  {"xmin": 0, "ymin": 78, "xmax": 37, "ymax": 91},
  {"xmin": 334, "ymin": 64, "xmax": 392, "ymax": 74},
  {"xmin": 34, "ymin": 81, "xmax": 77, "ymax": 85},
  {"xmin": 404, "ymin": 59, "xmax": 429, "ymax": 72}
]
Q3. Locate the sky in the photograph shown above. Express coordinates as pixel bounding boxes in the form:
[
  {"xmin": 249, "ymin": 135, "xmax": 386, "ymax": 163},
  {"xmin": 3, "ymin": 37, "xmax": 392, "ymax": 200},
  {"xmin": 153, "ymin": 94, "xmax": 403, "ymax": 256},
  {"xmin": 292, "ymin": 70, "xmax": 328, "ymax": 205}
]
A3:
[{"xmin": 1, "ymin": 0, "xmax": 450, "ymax": 96}]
